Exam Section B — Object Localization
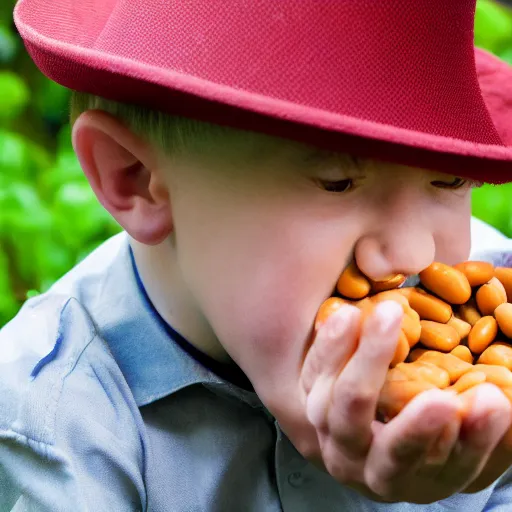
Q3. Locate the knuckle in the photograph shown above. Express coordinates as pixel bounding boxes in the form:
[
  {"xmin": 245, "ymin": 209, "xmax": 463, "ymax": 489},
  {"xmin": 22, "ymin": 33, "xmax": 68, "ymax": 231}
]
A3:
[
  {"xmin": 334, "ymin": 433, "xmax": 370, "ymax": 460},
  {"xmin": 391, "ymin": 438, "xmax": 426, "ymax": 463},
  {"xmin": 340, "ymin": 385, "xmax": 375, "ymax": 417},
  {"xmin": 364, "ymin": 468, "xmax": 396, "ymax": 500},
  {"xmin": 325, "ymin": 461, "xmax": 353, "ymax": 483}
]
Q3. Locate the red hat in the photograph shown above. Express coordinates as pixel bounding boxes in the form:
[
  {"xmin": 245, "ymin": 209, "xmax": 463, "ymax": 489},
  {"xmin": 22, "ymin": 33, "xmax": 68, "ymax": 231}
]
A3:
[{"xmin": 14, "ymin": 0, "xmax": 512, "ymax": 183}]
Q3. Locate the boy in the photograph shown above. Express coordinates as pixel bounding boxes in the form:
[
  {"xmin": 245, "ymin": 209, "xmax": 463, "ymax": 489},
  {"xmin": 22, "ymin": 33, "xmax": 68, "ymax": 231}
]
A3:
[{"xmin": 2, "ymin": 0, "xmax": 512, "ymax": 510}]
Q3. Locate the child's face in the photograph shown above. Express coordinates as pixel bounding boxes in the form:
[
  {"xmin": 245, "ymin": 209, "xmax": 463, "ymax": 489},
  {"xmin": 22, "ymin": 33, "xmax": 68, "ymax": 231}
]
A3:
[{"xmin": 161, "ymin": 132, "xmax": 473, "ymax": 386}]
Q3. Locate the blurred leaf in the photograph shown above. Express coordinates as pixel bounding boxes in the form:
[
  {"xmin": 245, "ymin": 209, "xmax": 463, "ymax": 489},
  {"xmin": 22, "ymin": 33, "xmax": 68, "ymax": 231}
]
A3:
[
  {"xmin": 0, "ymin": 248, "xmax": 18, "ymax": 323},
  {"xmin": 35, "ymin": 80, "xmax": 70, "ymax": 124},
  {"xmin": 472, "ymin": 184, "xmax": 512, "ymax": 238},
  {"xmin": 51, "ymin": 181, "xmax": 117, "ymax": 248},
  {"xmin": 0, "ymin": 131, "xmax": 27, "ymax": 177},
  {"xmin": 0, "ymin": 25, "xmax": 18, "ymax": 64},
  {"xmin": 32, "ymin": 236, "xmax": 74, "ymax": 288},
  {"xmin": 500, "ymin": 47, "xmax": 512, "ymax": 64},
  {"xmin": 57, "ymin": 124, "xmax": 73, "ymax": 152},
  {"xmin": 475, "ymin": 0, "xmax": 512, "ymax": 53},
  {"xmin": 25, "ymin": 290, "xmax": 40, "ymax": 299},
  {"xmin": 0, "ymin": 71, "xmax": 30, "ymax": 120},
  {"xmin": 0, "ymin": 182, "xmax": 52, "ymax": 233},
  {"xmin": 0, "ymin": 130, "xmax": 52, "ymax": 181}
]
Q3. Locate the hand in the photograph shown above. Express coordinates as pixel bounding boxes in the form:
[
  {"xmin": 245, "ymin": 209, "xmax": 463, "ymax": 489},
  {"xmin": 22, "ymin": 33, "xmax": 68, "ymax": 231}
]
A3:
[{"xmin": 299, "ymin": 302, "xmax": 512, "ymax": 504}]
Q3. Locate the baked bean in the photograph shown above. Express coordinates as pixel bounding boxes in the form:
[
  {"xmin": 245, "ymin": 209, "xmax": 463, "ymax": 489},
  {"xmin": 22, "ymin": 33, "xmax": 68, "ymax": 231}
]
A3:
[
  {"xmin": 336, "ymin": 261, "xmax": 371, "ymax": 299},
  {"xmin": 395, "ymin": 361, "xmax": 450, "ymax": 388},
  {"xmin": 419, "ymin": 321, "xmax": 460, "ymax": 352},
  {"xmin": 405, "ymin": 305, "xmax": 420, "ymax": 322},
  {"xmin": 378, "ymin": 380, "xmax": 436, "ymax": 420},
  {"xmin": 401, "ymin": 312, "xmax": 422, "ymax": 347},
  {"xmin": 468, "ymin": 316, "xmax": 498, "ymax": 354},
  {"xmin": 446, "ymin": 371, "xmax": 486, "ymax": 394},
  {"xmin": 459, "ymin": 299, "xmax": 482, "ymax": 326},
  {"xmin": 450, "ymin": 345, "xmax": 473, "ymax": 364},
  {"xmin": 386, "ymin": 367, "xmax": 409, "ymax": 382},
  {"xmin": 489, "ymin": 277, "xmax": 508, "ymax": 302},
  {"xmin": 454, "ymin": 261, "xmax": 494, "ymax": 287},
  {"xmin": 371, "ymin": 274, "xmax": 398, "ymax": 282},
  {"xmin": 372, "ymin": 290, "xmax": 410, "ymax": 309},
  {"xmin": 320, "ymin": 259, "xmax": 512, "ymax": 423},
  {"xmin": 447, "ymin": 316, "xmax": 472, "ymax": 340},
  {"xmin": 408, "ymin": 348, "xmax": 428, "ymax": 362},
  {"xmin": 407, "ymin": 288, "xmax": 452, "ymax": 323},
  {"xmin": 458, "ymin": 386, "xmax": 479, "ymax": 417},
  {"xmin": 417, "ymin": 352, "xmax": 473, "ymax": 383},
  {"xmin": 471, "ymin": 364, "xmax": 512, "ymax": 388},
  {"xmin": 478, "ymin": 342, "xmax": 512, "ymax": 370},
  {"xmin": 390, "ymin": 330, "xmax": 410, "ymax": 367},
  {"xmin": 419, "ymin": 262, "xmax": 472, "ymax": 304},
  {"xmin": 476, "ymin": 282, "xmax": 507, "ymax": 316},
  {"xmin": 354, "ymin": 297, "xmax": 375, "ymax": 322},
  {"xmin": 314, "ymin": 297, "xmax": 347, "ymax": 330},
  {"xmin": 495, "ymin": 267, "xmax": 512, "ymax": 302},
  {"xmin": 370, "ymin": 273, "xmax": 406, "ymax": 293},
  {"xmin": 396, "ymin": 287, "xmax": 413, "ymax": 300},
  {"xmin": 495, "ymin": 303, "xmax": 512, "ymax": 338}
]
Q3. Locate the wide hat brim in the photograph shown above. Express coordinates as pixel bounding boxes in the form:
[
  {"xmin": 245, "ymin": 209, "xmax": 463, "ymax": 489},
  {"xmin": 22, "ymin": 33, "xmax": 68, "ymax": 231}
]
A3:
[{"xmin": 14, "ymin": 0, "xmax": 512, "ymax": 183}]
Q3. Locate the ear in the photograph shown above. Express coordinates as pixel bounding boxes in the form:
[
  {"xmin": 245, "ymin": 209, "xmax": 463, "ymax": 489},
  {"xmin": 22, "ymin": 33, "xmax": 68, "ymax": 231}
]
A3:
[{"xmin": 72, "ymin": 110, "xmax": 173, "ymax": 245}]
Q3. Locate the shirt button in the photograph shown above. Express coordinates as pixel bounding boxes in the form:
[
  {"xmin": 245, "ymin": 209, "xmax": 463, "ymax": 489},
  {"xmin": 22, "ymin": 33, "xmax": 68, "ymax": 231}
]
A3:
[{"xmin": 288, "ymin": 471, "xmax": 304, "ymax": 487}]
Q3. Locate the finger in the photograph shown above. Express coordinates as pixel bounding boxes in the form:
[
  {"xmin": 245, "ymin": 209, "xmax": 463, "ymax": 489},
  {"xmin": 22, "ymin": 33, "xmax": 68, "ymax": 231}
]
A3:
[
  {"xmin": 424, "ymin": 414, "xmax": 461, "ymax": 467},
  {"xmin": 302, "ymin": 306, "xmax": 361, "ymax": 429},
  {"xmin": 365, "ymin": 388, "xmax": 461, "ymax": 496},
  {"xmin": 301, "ymin": 305, "xmax": 361, "ymax": 396},
  {"xmin": 436, "ymin": 383, "xmax": 512, "ymax": 490},
  {"xmin": 325, "ymin": 301, "xmax": 403, "ymax": 458}
]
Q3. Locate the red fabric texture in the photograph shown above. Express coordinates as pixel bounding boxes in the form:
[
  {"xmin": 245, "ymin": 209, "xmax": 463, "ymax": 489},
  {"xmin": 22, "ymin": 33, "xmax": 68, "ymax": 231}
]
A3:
[
  {"xmin": 477, "ymin": 49, "xmax": 512, "ymax": 149},
  {"xmin": 13, "ymin": 0, "xmax": 512, "ymax": 183}
]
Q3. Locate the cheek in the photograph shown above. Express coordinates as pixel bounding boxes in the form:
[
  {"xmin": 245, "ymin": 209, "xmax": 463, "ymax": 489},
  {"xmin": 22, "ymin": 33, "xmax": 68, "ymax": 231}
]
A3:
[
  {"xmin": 433, "ymin": 199, "xmax": 472, "ymax": 264},
  {"xmin": 174, "ymin": 189, "xmax": 353, "ymax": 362}
]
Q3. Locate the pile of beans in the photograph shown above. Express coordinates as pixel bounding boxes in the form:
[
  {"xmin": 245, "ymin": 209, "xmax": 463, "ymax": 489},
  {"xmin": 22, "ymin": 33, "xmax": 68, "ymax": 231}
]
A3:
[{"xmin": 315, "ymin": 261, "xmax": 512, "ymax": 424}]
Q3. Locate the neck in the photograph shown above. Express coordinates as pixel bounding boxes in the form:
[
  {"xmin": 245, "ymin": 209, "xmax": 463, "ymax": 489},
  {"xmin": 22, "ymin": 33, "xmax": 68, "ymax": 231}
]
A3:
[{"xmin": 129, "ymin": 236, "xmax": 232, "ymax": 363}]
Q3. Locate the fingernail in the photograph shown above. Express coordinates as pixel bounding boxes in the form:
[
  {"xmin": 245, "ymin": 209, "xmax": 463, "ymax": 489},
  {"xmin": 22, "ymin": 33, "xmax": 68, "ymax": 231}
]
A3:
[
  {"xmin": 374, "ymin": 301, "xmax": 403, "ymax": 333},
  {"xmin": 325, "ymin": 305, "xmax": 357, "ymax": 338}
]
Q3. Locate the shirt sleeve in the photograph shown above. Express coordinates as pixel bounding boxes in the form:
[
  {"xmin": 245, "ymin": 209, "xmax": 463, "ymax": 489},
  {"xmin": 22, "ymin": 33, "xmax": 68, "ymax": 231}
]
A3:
[
  {"xmin": 0, "ymin": 296, "xmax": 147, "ymax": 512},
  {"xmin": 484, "ymin": 468, "xmax": 512, "ymax": 511},
  {"xmin": 470, "ymin": 217, "xmax": 512, "ymax": 258}
]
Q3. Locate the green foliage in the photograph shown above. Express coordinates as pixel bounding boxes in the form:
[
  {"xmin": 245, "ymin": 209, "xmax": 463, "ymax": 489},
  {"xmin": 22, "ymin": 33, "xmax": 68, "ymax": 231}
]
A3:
[
  {"xmin": 472, "ymin": 1, "xmax": 512, "ymax": 237},
  {"xmin": 475, "ymin": 0, "xmax": 512, "ymax": 62},
  {"xmin": 0, "ymin": 9, "xmax": 121, "ymax": 326},
  {"xmin": 1, "ymin": 1, "xmax": 512, "ymax": 326}
]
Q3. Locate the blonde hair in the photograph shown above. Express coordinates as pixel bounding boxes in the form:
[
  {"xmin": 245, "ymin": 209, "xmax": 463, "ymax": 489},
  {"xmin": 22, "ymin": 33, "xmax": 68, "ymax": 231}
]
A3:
[{"xmin": 69, "ymin": 91, "xmax": 236, "ymax": 156}]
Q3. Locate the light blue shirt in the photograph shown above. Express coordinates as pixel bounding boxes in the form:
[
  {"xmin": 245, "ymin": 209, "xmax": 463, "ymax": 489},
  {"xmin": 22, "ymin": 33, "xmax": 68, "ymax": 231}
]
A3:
[{"xmin": 1, "ymin": 217, "xmax": 512, "ymax": 512}]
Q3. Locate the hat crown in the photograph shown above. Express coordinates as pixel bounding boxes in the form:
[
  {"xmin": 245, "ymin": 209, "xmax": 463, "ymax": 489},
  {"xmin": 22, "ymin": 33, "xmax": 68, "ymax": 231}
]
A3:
[{"xmin": 80, "ymin": 0, "xmax": 499, "ymax": 143}]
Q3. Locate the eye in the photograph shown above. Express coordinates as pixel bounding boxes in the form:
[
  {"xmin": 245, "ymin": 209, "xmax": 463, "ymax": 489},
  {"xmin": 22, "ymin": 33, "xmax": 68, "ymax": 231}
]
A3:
[
  {"xmin": 318, "ymin": 178, "xmax": 354, "ymax": 193},
  {"xmin": 430, "ymin": 177, "xmax": 469, "ymax": 189}
]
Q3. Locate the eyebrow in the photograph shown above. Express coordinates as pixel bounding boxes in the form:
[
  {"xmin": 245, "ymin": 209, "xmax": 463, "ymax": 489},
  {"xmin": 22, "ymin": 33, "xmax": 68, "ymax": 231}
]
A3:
[{"xmin": 299, "ymin": 148, "xmax": 365, "ymax": 173}]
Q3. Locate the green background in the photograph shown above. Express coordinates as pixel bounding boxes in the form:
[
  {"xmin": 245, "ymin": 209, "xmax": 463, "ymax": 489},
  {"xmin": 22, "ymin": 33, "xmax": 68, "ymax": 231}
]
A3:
[{"xmin": 1, "ymin": 0, "xmax": 512, "ymax": 327}]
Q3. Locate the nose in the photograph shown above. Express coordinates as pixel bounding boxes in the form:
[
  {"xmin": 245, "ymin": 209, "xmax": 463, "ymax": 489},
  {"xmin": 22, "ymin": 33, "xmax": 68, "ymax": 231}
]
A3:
[{"xmin": 354, "ymin": 195, "xmax": 435, "ymax": 280}]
